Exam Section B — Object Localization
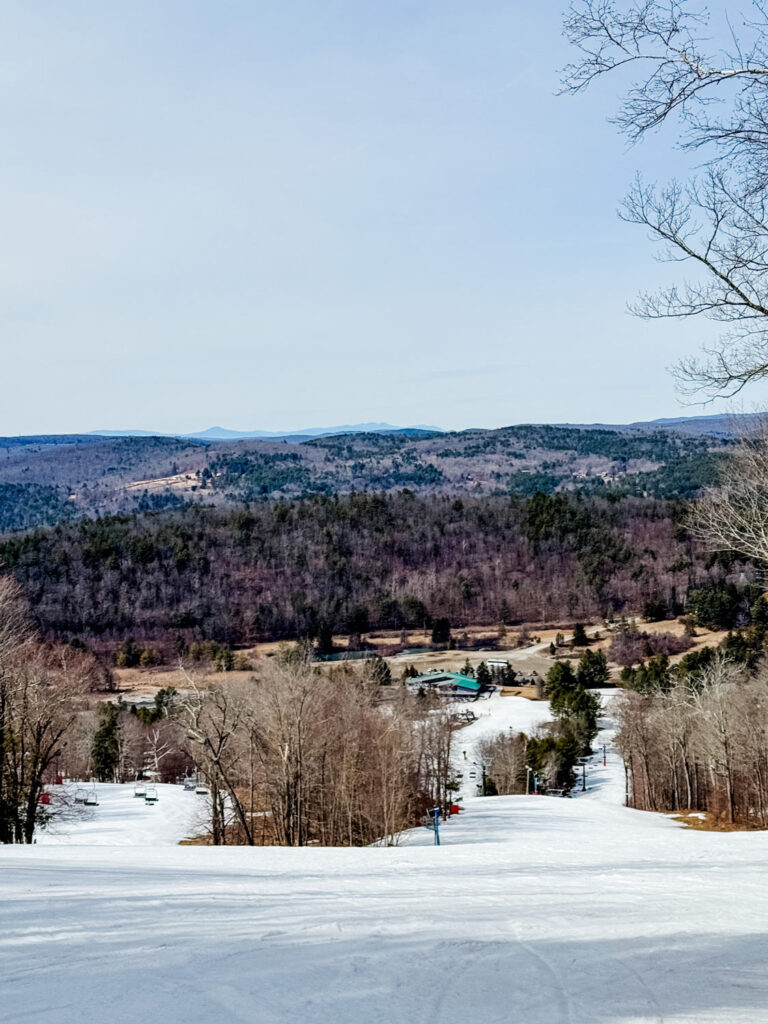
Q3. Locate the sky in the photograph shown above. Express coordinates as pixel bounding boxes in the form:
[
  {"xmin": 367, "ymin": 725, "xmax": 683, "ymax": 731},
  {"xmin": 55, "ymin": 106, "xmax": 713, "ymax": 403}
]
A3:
[{"xmin": 2, "ymin": 0, "xmax": 763, "ymax": 435}]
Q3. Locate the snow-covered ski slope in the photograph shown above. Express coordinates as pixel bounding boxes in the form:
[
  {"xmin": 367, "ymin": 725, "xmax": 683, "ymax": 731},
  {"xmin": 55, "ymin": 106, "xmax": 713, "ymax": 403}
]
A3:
[
  {"xmin": 2, "ymin": 695, "xmax": 768, "ymax": 1023},
  {"xmin": 35, "ymin": 782, "xmax": 208, "ymax": 846}
]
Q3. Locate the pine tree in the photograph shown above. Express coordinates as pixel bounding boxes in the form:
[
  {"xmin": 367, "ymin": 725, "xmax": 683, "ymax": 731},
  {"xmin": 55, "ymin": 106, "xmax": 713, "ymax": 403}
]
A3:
[
  {"xmin": 368, "ymin": 655, "xmax": 392, "ymax": 687},
  {"xmin": 430, "ymin": 618, "xmax": 452, "ymax": 645},
  {"xmin": 476, "ymin": 661, "xmax": 492, "ymax": 692},
  {"xmin": 576, "ymin": 649, "xmax": 609, "ymax": 689},
  {"xmin": 91, "ymin": 702, "xmax": 121, "ymax": 782},
  {"xmin": 571, "ymin": 623, "xmax": 589, "ymax": 648}
]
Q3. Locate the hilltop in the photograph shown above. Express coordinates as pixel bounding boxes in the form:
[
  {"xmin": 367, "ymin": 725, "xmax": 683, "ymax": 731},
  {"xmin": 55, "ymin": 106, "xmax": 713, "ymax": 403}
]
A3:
[{"xmin": 0, "ymin": 418, "xmax": 732, "ymax": 534}]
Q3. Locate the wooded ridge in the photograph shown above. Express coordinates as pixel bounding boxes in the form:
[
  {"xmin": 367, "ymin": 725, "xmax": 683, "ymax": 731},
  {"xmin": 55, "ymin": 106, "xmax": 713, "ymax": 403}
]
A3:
[
  {"xmin": 0, "ymin": 491, "xmax": 748, "ymax": 652},
  {"xmin": 0, "ymin": 423, "xmax": 729, "ymax": 533}
]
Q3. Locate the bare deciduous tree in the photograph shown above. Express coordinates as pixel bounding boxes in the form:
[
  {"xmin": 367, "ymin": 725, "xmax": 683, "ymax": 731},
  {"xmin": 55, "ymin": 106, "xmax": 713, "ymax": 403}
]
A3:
[
  {"xmin": 2, "ymin": 648, "xmax": 90, "ymax": 843},
  {"xmin": 563, "ymin": 2, "xmax": 768, "ymax": 398},
  {"xmin": 615, "ymin": 653, "xmax": 768, "ymax": 824},
  {"xmin": 688, "ymin": 416, "xmax": 768, "ymax": 562},
  {"xmin": 0, "ymin": 577, "xmax": 35, "ymax": 843},
  {"xmin": 180, "ymin": 658, "xmax": 449, "ymax": 847},
  {"xmin": 477, "ymin": 731, "xmax": 528, "ymax": 795}
]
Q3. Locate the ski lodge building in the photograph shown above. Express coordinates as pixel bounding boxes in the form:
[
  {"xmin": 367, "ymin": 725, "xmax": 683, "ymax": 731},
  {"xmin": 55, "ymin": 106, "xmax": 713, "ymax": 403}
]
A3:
[{"xmin": 406, "ymin": 671, "xmax": 481, "ymax": 699}]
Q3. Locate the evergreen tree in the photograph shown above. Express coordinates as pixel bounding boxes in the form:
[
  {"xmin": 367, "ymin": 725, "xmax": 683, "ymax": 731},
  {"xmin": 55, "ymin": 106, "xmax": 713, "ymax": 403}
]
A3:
[
  {"xmin": 214, "ymin": 646, "xmax": 234, "ymax": 672},
  {"xmin": 642, "ymin": 596, "xmax": 668, "ymax": 622},
  {"xmin": 501, "ymin": 664, "xmax": 517, "ymax": 687},
  {"xmin": 315, "ymin": 624, "xmax": 334, "ymax": 656},
  {"xmin": 430, "ymin": 618, "xmax": 452, "ymax": 645},
  {"xmin": 576, "ymin": 649, "xmax": 609, "ymax": 689},
  {"xmin": 115, "ymin": 638, "xmax": 140, "ymax": 668},
  {"xmin": 751, "ymin": 595, "xmax": 768, "ymax": 628},
  {"xmin": 476, "ymin": 661, "xmax": 492, "ymax": 692},
  {"xmin": 545, "ymin": 661, "xmax": 579, "ymax": 710},
  {"xmin": 91, "ymin": 702, "xmax": 121, "ymax": 782},
  {"xmin": 571, "ymin": 623, "xmax": 589, "ymax": 648},
  {"xmin": 545, "ymin": 661, "xmax": 601, "ymax": 755},
  {"xmin": 620, "ymin": 654, "xmax": 671, "ymax": 694},
  {"xmin": 368, "ymin": 655, "xmax": 392, "ymax": 687}
]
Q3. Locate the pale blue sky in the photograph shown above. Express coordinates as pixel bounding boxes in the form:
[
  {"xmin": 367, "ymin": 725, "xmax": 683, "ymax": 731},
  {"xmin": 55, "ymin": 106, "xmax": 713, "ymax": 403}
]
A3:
[{"xmin": 1, "ymin": 1, "xmax": 759, "ymax": 434}]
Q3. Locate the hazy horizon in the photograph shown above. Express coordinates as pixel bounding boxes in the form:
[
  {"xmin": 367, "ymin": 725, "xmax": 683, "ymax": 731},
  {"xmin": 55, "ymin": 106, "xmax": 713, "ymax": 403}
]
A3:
[{"xmin": 1, "ymin": 408, "xmax": 751, "ymax": 440}]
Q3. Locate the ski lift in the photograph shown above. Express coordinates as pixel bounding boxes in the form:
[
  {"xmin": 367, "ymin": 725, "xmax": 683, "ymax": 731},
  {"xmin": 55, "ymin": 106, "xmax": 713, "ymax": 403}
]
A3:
[
  {"xmin": 182, "ymin": 777, "xmax": 196, "ymax": 792},
  {"xmin": 144, "ymin": 785, "xmax": 159, "ymax": 805},
  {"xmin": 73, "ymin": 785, "xmax": 87, "ymax": 804},
  {"xmin": 195, "ymin": 782, "xmax": 209, "ymax": 795},
  {"xmin": 84, "ymin": 783, "xmax": 99, "ymax": 807},
  {"xmin": 134, "ymin": 780, "xmax": 147, "ymax": 798}
]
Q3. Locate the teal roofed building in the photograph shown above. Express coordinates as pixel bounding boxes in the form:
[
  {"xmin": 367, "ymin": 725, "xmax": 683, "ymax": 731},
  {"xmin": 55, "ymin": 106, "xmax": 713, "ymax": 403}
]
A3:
[{"xmin": 406, "ymin": 672, "xmax": 482, "ymax": 699}]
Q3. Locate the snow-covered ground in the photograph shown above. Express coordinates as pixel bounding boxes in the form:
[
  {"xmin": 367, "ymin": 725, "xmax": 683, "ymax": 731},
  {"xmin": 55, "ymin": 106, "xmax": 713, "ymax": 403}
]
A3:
[
  {"xmin": 2, "ymin": 694, "xmax": 768, "ymax": 1023},
  {"xmin": 35, "ymin": 782, "xmax": 207, "ymax": 846},
  {"xmin": 451, "ymin": 692, "xmax": 553, "ymax": 800}
]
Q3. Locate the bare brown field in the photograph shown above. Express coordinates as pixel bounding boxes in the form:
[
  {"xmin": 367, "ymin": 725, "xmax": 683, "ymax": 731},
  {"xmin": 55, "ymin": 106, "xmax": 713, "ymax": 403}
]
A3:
[
  {"xmin": 112, "ymin": 617, "xmax": 729, "ymax": 702},
  {"xmin": 114, "ymin": 665, "xmax": 258, "ymax": 699}
]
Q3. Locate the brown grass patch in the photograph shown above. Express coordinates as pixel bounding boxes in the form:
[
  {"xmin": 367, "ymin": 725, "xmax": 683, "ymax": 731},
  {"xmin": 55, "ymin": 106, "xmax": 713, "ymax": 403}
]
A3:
[{"xmin": 670, "ymin": 810, "xmax": 767, "ymax": 832}]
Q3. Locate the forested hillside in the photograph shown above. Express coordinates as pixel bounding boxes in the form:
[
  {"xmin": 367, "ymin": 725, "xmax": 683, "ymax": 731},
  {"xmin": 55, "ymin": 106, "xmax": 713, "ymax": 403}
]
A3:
[
  {"xmin": 0, "ymin": 424, "xmax": 728, "ymax": 533},
  {"xmin": 0, "ymin": 491, "xmax": 745, "ymax": 652}
]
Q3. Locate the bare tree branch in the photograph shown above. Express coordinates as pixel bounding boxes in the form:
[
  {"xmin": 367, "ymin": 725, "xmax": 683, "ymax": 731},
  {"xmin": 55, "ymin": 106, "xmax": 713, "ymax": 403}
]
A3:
[{"xmin": 563, "ymin": 2, "xmax": 768, "ymax": 397}]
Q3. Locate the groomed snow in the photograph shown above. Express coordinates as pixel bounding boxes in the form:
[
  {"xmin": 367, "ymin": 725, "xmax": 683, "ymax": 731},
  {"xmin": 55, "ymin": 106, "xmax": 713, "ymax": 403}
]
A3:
[
  {"xmin": 2, "ymin": 694, "xmax": 768, "ymax": 1023},
  {"xmin": 451, "ymin": 693, "xmax": 553, "ymax": 800},
  {"xmin": 35, "ymin": 782, "xmax": 207, "ymax": 846}
]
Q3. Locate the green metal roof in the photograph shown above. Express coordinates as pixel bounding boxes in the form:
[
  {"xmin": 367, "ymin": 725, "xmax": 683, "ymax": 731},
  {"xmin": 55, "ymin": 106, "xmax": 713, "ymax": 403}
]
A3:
[{"xmin": 411, "ymin": 672, "xmax": 481, "ymax": 691}]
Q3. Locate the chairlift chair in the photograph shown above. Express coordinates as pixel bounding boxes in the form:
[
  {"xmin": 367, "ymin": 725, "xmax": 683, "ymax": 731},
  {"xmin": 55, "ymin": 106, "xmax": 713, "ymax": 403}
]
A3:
[
  {"xmin": 182, "ymin": 777, "xmax": 196, "ymax": 791},
  {"xmin": 84, "ymin": 783, "xmax": 99, "ymax": 807},
  {"xmin": 144, "ymin": 785, "xmax": 159, "ymax": 805},
  {"xmin": 134, "ymin": 780, "xmax": 147, "ymax": 798},
  {"xmin": 73, "ymin": 785, "xmax": 87, "ymax": 804}
]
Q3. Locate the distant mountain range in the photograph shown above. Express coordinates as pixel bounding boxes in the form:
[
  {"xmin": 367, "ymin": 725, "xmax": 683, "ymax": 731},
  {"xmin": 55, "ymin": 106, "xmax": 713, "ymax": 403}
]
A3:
[
  {"xmin": 88, "ymin": 422, "xmax": 443, "ymax": 442},
  {"xmin": 86, "ymin": 412, "xmax": 757, "ymax": 442},
  {"xmin": 554, "ymin": 412, "xmax": 757, "ymax": 437},
  {"xmin": 0, "ymin": 415, "xmax": 742, "ymax": 535}
]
